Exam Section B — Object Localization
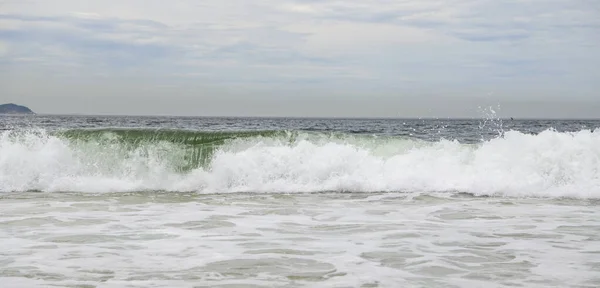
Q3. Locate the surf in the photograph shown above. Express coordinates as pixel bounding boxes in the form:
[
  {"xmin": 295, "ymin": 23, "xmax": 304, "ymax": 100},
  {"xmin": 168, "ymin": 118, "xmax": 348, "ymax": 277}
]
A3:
[{"xmin": 0, "ymin": 128, "xmax": 599, "ymax": 198}]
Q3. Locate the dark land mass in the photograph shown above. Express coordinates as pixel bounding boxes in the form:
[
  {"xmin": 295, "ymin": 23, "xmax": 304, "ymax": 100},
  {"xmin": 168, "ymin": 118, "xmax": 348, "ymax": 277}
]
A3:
[{"xmin": 0, "ymin": 103, "xmax": 35, "ymax": 114}]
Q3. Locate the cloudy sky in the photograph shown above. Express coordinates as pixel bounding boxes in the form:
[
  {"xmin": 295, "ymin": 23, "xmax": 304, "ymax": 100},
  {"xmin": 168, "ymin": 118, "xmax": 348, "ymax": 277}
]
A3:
[{"xmin": 0, "ymin": 0, "xmax": 598, "ymax": 117}]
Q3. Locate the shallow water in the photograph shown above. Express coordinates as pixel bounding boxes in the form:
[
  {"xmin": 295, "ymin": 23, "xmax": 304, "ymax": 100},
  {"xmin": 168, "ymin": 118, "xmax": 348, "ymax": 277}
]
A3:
[{"xmin": 1, "ymin": 192, "xmax": 599, "ymax": 287}]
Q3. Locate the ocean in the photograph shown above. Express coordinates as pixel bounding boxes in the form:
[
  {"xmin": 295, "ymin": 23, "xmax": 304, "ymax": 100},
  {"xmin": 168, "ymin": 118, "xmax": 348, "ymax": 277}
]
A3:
[{"xmin": 1, "ymin": 115, "xmax": 599, "ymax": 287}]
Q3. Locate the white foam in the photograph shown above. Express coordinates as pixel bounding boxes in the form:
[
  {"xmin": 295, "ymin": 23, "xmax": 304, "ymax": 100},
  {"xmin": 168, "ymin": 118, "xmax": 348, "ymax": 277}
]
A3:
[{"xmin": 1, "ymin": 129, "xmax": 599, "ymax": 198}]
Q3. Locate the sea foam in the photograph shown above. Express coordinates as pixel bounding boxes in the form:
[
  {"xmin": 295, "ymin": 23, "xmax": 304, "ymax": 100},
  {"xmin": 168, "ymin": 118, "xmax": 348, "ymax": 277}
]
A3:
[{"xmin": 1, "ymin": 129, "xmax": 599, "ymax": 198}]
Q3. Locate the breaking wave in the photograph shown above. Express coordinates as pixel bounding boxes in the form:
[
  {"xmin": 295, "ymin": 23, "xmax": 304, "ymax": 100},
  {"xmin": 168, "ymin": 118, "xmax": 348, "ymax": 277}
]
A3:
[{"xmin": 1, "ymin": 128, "xmax": 599, "ymax": 198}]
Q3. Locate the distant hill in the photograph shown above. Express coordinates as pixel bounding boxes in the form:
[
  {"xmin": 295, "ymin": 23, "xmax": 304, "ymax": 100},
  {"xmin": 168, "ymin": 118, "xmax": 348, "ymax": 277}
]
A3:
[{"xmin": 0, "ymin": 103, "xmax": 35, "ymax": 114}]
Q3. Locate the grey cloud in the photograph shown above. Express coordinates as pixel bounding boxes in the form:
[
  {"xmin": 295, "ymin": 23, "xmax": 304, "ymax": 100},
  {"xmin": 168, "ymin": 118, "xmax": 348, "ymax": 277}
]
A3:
[
  {"xmin": 0, "ymin": 17, "xmax": 174, "ymax": 72},
  {"xmin": 0, "ymin": 0, "xmax": 599, "ymax": 117},
  {"xmin": 0, "ymin": 13, "xmax": 338, "ymax": 77}
]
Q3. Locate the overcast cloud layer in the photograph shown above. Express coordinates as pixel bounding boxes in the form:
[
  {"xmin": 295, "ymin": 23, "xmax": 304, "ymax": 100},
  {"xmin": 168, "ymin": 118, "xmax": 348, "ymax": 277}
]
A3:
[{"xmin": 0, "ymin": 0, "xmax": 598, "ymax": 117}]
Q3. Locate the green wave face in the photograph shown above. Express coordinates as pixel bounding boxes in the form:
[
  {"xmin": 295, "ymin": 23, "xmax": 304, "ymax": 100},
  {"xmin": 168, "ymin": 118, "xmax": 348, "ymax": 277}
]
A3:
[
  {"xmin": 53, "ymin": 129, "xmax": 291, "ymax": 172},
  {"xmin": 47, "ymin": 128, "xmax": 424, "ymax": 173},
  {"xmin": 1, "ymin": 128, "xmax": 427, "ymax": 184}
]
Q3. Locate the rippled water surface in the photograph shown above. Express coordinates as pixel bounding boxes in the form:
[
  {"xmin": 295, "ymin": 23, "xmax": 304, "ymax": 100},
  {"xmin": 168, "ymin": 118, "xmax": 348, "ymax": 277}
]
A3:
[{"xmin": 1, "ymin": 192, "xmax": 599, "ymax": 287}]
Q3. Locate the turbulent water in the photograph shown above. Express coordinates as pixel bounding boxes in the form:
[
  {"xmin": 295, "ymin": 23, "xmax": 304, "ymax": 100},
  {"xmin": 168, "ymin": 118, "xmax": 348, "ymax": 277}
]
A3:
[{"xmin": 1, "ymin": 115, "xmax": 600, "ymax": 287}]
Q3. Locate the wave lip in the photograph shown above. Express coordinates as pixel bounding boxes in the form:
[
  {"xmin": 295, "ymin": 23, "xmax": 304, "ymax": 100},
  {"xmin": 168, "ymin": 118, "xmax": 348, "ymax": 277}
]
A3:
[{"xmin": 1, "ymin": 128, "xmax": 599, "ymax": 198}]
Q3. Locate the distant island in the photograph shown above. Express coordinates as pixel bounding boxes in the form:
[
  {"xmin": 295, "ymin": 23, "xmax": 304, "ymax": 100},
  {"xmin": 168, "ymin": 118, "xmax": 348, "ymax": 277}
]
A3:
[{"xmin": 0, "ymin": 103, "xmax": 35, "ymax": 114}]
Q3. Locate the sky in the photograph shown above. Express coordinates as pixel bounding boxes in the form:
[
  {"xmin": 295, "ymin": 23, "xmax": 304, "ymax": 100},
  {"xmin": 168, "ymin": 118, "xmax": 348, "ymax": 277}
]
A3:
[{"xmin": 0, "ymin": 0, "xmax": 599, "ymax": 118}]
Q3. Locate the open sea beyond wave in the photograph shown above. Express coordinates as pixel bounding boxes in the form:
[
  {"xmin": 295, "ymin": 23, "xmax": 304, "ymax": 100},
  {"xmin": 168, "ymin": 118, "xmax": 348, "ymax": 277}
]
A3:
[{"xmin": 1, "ymin": 115, "xmax": 600, "ymax": 287}]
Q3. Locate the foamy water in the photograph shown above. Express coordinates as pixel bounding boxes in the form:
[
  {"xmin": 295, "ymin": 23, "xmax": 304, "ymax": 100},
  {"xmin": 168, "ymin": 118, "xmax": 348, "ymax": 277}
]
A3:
[
  {"xmin": 2, "ymin": 116, "xmax": 600, "ymax": 287},
  {"xmin": 1, "ymin": 192, "xmax": 599, "ymax": 288},
  {"xmin": 1, "ymin": 128, "xmax": 599, "ymax": 198}
]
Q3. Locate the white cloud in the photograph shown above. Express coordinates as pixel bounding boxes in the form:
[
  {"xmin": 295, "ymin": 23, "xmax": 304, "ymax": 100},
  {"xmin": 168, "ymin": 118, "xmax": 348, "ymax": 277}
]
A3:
[{"xmin": 286, "ymin": 21, "xmax": 452, "ymax": 56}]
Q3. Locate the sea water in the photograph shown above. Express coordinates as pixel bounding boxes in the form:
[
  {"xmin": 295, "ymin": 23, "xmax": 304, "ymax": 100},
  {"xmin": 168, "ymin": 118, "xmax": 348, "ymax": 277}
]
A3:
[{"xmin": 1, "ymin": 115, "xmax": 599, "ymax": 287}]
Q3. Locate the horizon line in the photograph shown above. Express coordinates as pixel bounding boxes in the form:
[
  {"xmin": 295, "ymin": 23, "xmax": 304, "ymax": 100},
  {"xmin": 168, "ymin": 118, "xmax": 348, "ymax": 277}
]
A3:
[{"xmin": 7, "ymin": 112, "xmax": 600, "ymax": 121}]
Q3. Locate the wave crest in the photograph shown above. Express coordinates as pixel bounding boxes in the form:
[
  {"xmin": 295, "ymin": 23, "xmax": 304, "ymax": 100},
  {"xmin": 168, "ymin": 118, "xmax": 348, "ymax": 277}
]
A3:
[{"xmin": 1, "ymin": 128, "xmax": 599, "ymax": 198}]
